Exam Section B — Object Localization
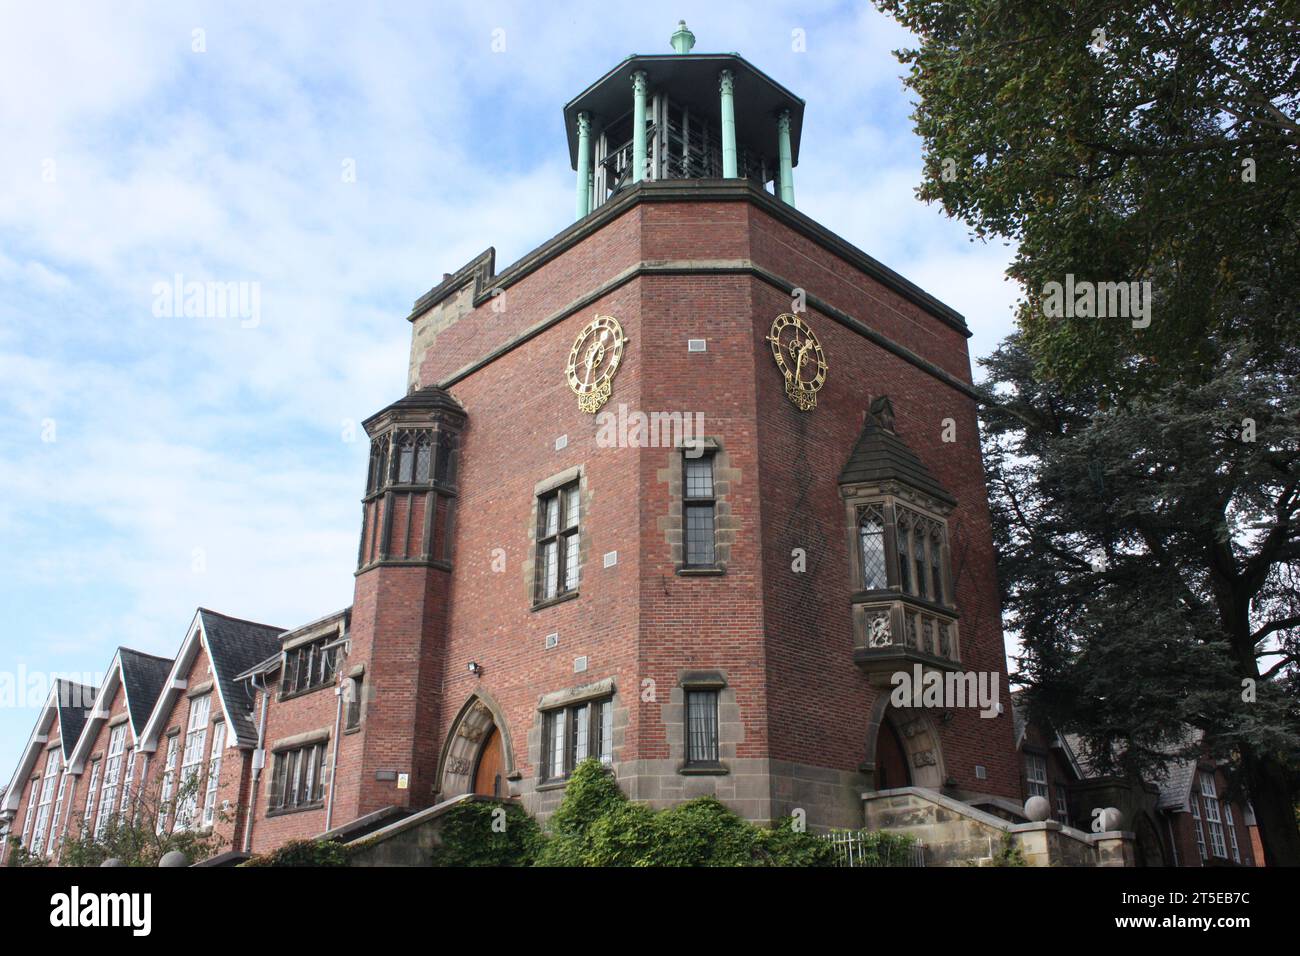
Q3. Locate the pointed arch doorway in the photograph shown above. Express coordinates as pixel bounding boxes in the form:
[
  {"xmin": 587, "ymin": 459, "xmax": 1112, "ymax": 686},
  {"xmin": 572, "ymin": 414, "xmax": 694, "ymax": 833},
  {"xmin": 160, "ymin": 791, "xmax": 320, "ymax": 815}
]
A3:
[
  {"xmin": 437, "ymin": 692, "xmax": 517, "ymax": 800},
  {"xmin": 864, "ymin": 697, "xmax": 946, "ymax": 792}
]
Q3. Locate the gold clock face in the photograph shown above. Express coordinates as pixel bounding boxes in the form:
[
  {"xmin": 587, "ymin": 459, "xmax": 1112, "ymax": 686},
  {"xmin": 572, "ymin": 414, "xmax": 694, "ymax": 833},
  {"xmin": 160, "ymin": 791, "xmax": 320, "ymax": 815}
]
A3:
[
  {"xmin": 767, "ymin": 312, "xmax": 827, "ymax": 411},
  {"xmin": 566, "ymin": 314, "xmax": 625, "ymax": 414}
]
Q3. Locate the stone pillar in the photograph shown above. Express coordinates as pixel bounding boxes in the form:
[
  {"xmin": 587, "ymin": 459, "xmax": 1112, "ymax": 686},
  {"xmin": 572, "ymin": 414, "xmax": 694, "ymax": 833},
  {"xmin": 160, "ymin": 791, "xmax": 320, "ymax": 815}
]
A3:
[
  {"xmin": 632, "ymin": 71, "xmax": 648, "ymax": 183},
  {"xmin": 777, "ymin": 109, "xmax": 795, "ymax": 205},
  {"xmin": 719, "ymin": 69, "xmax": 737, "ymax": 178},
  {"xmin": 575, "ymin": 111, "xmax": 592, "ymax": 218}
]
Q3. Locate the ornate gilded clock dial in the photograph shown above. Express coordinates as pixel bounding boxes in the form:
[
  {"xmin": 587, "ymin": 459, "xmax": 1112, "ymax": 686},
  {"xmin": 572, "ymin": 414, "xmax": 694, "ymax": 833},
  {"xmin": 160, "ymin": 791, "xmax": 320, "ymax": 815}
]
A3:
[
  {"xmin": 566, "ymin": 314, "xmax": 625, "ymax": 414},
  {"xmin": 766, "ymin": 312, "xmax": 827, "ymax": 411}
]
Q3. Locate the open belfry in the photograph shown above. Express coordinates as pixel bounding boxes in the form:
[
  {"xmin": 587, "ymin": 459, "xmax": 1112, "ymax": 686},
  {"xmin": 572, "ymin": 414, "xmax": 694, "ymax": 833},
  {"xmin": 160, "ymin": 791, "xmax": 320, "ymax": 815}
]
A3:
[{"xmin": 7, "ymin": 23, "xmax": 1141, "ymax": 867}]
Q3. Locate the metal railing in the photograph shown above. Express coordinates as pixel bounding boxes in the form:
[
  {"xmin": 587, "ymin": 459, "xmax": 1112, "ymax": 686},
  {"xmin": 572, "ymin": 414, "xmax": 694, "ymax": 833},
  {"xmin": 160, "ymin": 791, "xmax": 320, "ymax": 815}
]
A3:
[{"xmin": 822, "ymin": 830, "xmax": 926, "ymax": 867}]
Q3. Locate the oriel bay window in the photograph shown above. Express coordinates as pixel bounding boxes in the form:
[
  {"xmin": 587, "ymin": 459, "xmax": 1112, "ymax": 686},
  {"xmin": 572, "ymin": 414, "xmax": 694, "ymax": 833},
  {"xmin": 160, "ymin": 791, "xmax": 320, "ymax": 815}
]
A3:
[
  {"xmin": 535, "ymin": 481, "xmax": 581, "ymax": 603},
  {"xmin": 853, "ymin": 500, "xmax": 951, "ymax": 605},
  {"xmin": 269, "ymin": 742, "xmax": 327, "ymax": 813},
  {"xmin": 541, "ymin": 699, "xmax": 613, "ymax": 782}
]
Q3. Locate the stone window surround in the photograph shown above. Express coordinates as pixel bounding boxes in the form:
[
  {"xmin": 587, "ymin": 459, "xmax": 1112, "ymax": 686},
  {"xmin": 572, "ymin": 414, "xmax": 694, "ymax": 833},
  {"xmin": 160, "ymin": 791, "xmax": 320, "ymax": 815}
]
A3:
[
  {"xmin": 532, "ymin": 678, "xmax": 620, "ymax": 793},
  {"xmin": 527, "ymin": 465, "xmax": 590, "ymax": 611},
  {"xmin": 666, "ymin": 670, "xmax": 740, "ymax": 776},
  {"xmin": 266, "ymin": 730, "xmax": 331, "ymax": 817},
  {"xmin": 658, "ymin": 437, "xmax": 738, "ymax": 575}
]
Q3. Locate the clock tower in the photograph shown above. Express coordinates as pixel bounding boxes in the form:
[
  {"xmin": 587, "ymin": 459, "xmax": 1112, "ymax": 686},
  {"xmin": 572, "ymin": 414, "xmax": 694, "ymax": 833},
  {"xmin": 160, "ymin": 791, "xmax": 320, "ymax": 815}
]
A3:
[{"xmin": 350, "ymin": 22, "xmax": 1020, "ymax": 830}]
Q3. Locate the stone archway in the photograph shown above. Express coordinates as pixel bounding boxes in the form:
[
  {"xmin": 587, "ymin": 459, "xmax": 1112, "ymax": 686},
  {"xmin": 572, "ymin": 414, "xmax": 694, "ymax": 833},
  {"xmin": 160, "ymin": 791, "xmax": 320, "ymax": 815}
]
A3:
[
  {"xmin": 863, "ymin": 695, "xmax": 946, "ymax": 791},
  {"xmin": 436, "ymin": 691, "xmax": 516, "ymax": 799}
]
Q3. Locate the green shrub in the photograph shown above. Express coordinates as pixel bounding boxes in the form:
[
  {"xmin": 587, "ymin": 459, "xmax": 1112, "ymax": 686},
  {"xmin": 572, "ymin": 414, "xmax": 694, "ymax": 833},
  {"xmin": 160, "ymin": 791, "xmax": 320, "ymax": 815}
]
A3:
[
  {"xmin": 242, "ymin": 838, "xmax": 350, "ymax": 867},
  {"xmin": 429, "ymin": 800, "xmax": 542, "ymax": 867},
  {"xmin": 534, "ymin": 760, "xmax": 837, "ymax": 867}
]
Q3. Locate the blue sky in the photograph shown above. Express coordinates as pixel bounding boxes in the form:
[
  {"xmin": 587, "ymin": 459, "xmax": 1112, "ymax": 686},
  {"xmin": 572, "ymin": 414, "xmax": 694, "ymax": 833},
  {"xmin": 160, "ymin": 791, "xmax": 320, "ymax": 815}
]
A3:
[{"xmin": 0, "ymin": 1, "xmax": 1020, "ymax": 776}]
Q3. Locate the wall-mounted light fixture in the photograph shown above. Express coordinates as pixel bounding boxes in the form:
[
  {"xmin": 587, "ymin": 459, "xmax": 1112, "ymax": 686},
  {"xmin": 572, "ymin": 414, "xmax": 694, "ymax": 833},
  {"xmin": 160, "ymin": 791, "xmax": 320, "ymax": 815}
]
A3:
[{"xmin": 468, "ymin": 661, "xmax": 482, "ymax": 676}]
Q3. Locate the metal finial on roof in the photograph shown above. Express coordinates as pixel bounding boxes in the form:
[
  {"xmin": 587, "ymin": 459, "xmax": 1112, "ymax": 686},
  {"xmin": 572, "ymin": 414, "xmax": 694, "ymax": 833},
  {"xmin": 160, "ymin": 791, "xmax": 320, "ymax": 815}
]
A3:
[{"xmin": 670, "ymin": 20, "xmax": 695, "ymax": 54}]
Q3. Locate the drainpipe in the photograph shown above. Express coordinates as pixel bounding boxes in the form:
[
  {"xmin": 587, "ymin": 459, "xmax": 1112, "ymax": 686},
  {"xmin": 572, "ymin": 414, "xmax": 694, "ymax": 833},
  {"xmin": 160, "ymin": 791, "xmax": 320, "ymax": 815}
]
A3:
[
  {"xmin": 631, "ymin": 71, "xmax": 648, "ymax": 183},
  {"xmin": 719, "ymin": 70, "xmax": 737, "ymax": 178},
  {"xmin": 242, "ymin": 674, "xmax": 270, "ymax": 853},
  {"xmin": 575, "ymin": 111, "xmax": 592, "ymax": 219},
  {"xmin": 777, "ymin": 109, "xmax": 795, "ymax": 206},
  {"xmin": 324, "ymin": 678, "xmax": 344, "ymax": 832}
]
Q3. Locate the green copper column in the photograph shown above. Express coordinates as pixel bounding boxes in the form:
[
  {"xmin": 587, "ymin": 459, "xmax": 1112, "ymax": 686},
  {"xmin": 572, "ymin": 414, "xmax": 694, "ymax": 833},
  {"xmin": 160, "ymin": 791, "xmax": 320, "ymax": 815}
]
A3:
[
  {"xmin": 632, "ymin": 71, "xmax": 648, "ymax": 183},
  {"xmin": 575, "ymin": 111, "xmax": 592, "ymax": 218},
  {"xmin": 719, "ymin": 70, "xmax": 737, "ymax": 178},
  {"xmin": 777, "ymin": 109, "xmax": 795, "ymax": 205}
]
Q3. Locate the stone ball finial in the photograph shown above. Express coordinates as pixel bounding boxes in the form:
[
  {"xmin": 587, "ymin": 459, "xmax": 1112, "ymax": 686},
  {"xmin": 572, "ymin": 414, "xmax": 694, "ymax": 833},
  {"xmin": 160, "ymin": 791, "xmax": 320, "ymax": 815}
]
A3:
[
  {"xmin": 1024, "ymin": 795, "xmax": 1051, "ymax": 822},
  {"xmin": 1092, "ymin": 806, "xmax": 1123, "ymax": 832},
  {"xmin": 159, "ymin": 850, "xmax": 189, "ymax": 868},
  {"xmin": 100, "ymin": 857, "xmax": 124, "ymax": 867}
]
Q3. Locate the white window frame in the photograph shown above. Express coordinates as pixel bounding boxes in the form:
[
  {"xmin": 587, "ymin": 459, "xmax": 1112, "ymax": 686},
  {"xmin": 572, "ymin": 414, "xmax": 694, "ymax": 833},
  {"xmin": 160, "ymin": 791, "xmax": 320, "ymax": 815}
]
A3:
[
  {"xmin": 82, "ymin": 759, "xmax": 101, "ymax": 833},
  {"xmin": 202, "ymin": 721, "xmax": 226, "ymax": 827},
  {"xmin": 20, "ymin": 772, "xmax": 39, "ymax": 847},
  {"xmin": 156, "ymin": 734, "xmax": 179, "ymax": 834},
  {"xmin": 31, "ymin": 752, "xmax": 60, "ymax": 855},
  {"xmin": 1025, "ymin": 753, "xmax": 1049, "ymax": 799},
  {"xmin": 1054, "ymin": 785, "xmax": 1069, "ymax": 824},
  {"xmin": 120, "ymin": 751, "xmax": 137, "ymax": 824},
  {"xmin": 174, "ymin": 694, "xmax": 211, "ymax": 831},
  {"xmin": 95, "ymin": 724, "xmax": 128, "ymax": 840},
  {"xmin": 47, "ymin": 771, "xmax": 68, "ymax": 856},
  {"xmin": 1224, "ymin": 803, "xmax": 1241, "ymax": 863},
  {"xmin": 1190, "ymin": 793, "xmax": 1207, "ymax": 861},
  {"xmin": 1199, "ymin": 772, "xmax": 1227, "ymax": 859}
]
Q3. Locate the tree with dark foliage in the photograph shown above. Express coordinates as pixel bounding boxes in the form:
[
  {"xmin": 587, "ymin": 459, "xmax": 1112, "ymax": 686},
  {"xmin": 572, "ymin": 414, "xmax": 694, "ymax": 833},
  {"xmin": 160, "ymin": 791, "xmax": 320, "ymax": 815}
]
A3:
[{"xmin": 874, "ymin": 0, "xmax": 1300, "ymax": 863}]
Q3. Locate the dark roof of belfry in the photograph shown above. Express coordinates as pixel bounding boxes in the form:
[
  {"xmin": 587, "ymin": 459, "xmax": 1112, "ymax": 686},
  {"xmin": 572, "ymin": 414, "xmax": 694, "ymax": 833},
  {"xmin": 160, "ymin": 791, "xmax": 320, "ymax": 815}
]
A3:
[
  {"xmin": 838, "ymin": 396, "xmax": 956, "ymax": 506},
  {"xmin": 198, "ymin": 609, "xmax": 285, "ymax": 746},
  {"xmin": 118, "ymin": 648, "xmax": 174, "ymax": 735}
]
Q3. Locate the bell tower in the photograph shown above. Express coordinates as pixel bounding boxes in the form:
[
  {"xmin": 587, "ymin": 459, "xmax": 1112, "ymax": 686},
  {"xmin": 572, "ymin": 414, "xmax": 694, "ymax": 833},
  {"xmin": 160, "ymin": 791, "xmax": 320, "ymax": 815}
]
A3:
[{"xmin": 565, "ymin": 21, "xmax": 805, "ymax": 218}]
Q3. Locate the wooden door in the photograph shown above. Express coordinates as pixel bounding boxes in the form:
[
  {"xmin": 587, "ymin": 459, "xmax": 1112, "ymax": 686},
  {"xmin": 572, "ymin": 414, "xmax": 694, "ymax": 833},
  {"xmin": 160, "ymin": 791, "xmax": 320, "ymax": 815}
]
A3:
[{"xmin": 473, "ymin": 726, "xmax": 503, "ymax": 797}]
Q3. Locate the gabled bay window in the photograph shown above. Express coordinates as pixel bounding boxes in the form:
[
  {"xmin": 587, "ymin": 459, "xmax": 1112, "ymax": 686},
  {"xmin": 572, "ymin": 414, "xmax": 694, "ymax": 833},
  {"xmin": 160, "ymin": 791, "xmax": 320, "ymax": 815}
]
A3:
[{"xmin": 840, "ymin": 396, "xmax": 960, "ymax": 673}]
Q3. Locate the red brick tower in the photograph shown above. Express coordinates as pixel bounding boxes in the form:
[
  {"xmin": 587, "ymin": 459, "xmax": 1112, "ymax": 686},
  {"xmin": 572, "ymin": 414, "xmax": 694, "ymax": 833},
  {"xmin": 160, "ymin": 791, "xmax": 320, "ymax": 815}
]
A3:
[
  {"xmin": 345, "ymin": 389, "xmax": 465, "ymax": 816},
  {"xmin": 346, "ymin": 22, "xmax": 1020, "ymax": 831}
]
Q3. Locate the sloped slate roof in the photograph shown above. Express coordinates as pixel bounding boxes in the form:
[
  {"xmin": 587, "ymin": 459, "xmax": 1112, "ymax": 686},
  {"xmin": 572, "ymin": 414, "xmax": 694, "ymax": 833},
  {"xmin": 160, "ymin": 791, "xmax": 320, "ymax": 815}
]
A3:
[
  {"xmin": 118, "ymin": 648, "xmax": 174, "ymax": 736},
  {"xmin": 198, "ymin": 609, "xmax": 284, "ymax": 747},
  {"xmin": 55, "ymin": 679, "xmax": 98, "ymax": 760},
  {"xmin": 838, "ymin": 397, "xmax": 956, "ymax": 505}
]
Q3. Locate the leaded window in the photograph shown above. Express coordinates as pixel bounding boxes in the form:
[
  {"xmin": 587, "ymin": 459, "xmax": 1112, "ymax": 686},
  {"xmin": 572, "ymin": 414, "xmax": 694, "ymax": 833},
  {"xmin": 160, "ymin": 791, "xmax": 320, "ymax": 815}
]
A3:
[
  {"xmin": 857, "ymin": 504, "xmax": 888, "ymax": 590},
  {"xmin": 540, "ymin": 699, "xmax": 613, "ymax": 782},
  {"xmin": 536, "ymin": 482, "xmax": 580, "ymax": 602}
]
